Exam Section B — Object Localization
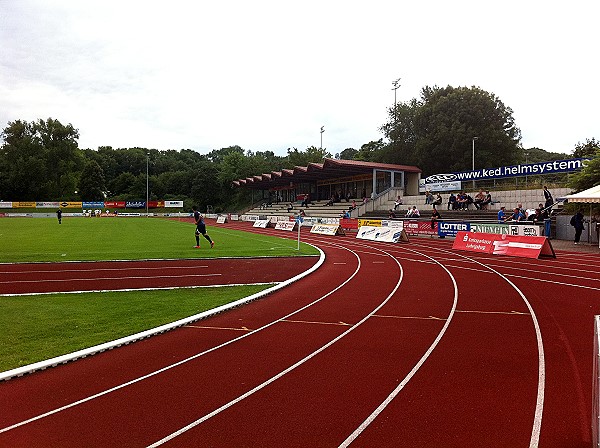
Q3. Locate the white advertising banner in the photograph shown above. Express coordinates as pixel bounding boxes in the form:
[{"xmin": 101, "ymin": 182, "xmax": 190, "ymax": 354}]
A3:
[
  {"xmin": 275, "ymin": 221, "xmax": 297, "ymax": 231},
  {"xmin": 356, "ymin": 225, "xmax": 407, "ymax": 243},
  {"xmin": 164, "ymin": 201, "xmax": 184, "ymax": 208},
  {"xmin": 310, "ymin": 224, "xmax": 344, "ymax": 236},
  {"xmin": 216, "ymin": 215, "xmax": 227, "ymax": 224},
  {"xmin": 253, "ymin": 219, "xmax": 270, "ymax": 228}
]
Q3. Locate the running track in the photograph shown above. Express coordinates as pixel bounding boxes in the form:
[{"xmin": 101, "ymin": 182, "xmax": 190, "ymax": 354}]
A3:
[{"xmin": 1, "ymin": 220, "xmax": 600, "ymax": 447}]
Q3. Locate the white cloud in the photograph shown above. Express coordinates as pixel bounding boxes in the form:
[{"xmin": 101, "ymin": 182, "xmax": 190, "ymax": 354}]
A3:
[{"xmin": 1, "ymin": 0, "xmax": 598, "ymax": 155}]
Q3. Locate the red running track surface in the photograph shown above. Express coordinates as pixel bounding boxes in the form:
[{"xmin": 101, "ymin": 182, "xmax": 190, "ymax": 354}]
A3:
[{"xmin": 1, "ymin": 220, "xmax": 600, "ymax": 447}]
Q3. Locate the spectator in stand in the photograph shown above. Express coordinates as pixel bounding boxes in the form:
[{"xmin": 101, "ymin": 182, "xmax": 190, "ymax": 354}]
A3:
[
  {"xmin": 388, "ymin": 209, "xmax": 396, "ymax": 219},
  {"xmin": 406, "ymin": 206, "xmax": 420, "ymax": 218},
  {"xmin": 287, "ymin": 202, "xmax": 294, "ymax": 213},
  {"xmin": 537, "ymin": 203, "xmax": 549, "ymax": 220},
  {"xmin": 473, "ymin": 189, "xmax": 485, "ymax": 209},
  {"xmin": 456, "ymin": 192, "xmax": 467, "ymax": 210},
  {"xmin": 528, "ymin": 208, "xmax": 545, "ymax": 224},
  {"xmin": 424, "ymin": 190, "xmax": 432, "ymax": 204},
  {"xmin": 508, "ymin": 207, "xmax": 525, "ymax": 222},
  {"xmin": 543, "ymin": 186, "xmax": 554, "ymax": 209},
  {"xmin": 481, "ymin": 190, "xmax": 492, "ymax": 209},
  {"xmin": 448, "ymin": 193, "xmax": 456, "ymax": 210},
  {"xmin": 497, "ymin": 206, "xmax": 507, "ymax": 223},
  {"xmin": 432, "ymin": 193, "xmax": 443, "ymax": 207},
  {"xmin": 325, "ymin": 195, "xmax": 335, "ymax": 206},
  {"xmin": 351, "ymin": 199, "xmax": 357, "ymax": 210},
  {"xmin": 393, "ymin": 196, "xmax": 403, "ymax": 210},
  {"xmin": 430, "ymin": 206, "xmax": 441, "ymax": 229}
]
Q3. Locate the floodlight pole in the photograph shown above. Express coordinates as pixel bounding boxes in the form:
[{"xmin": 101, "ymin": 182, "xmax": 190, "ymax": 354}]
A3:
[
  {"xmin": 472, "ymin": 137, "xmax": 478, "ymax": 189},
  {"xmin": 146, "ymin": 154, "xmax": 149, "ymax": 216},
  {"xmin": 392, "ymin": 77, "xmax": 401, "ymax": 119},
  {"xmin": 320, "ymin": 126, "xmax": 325, "ymax": 149}
]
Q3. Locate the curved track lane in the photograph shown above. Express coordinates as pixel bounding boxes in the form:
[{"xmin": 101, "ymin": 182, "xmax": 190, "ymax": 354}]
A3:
[{"xmin": 1, "ymin": 222, "xmax": 600, "ymax": 447}]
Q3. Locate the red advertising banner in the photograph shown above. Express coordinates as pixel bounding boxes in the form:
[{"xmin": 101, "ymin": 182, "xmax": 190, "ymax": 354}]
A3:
[
  {"xmin": 104, "ymin": 201, "xmax": 126, "ymax": 208},
  {"xmin": 340, "ymin": 218, "xmax": 359, "ymax": 231},
  {"xmin": 403, "ymin": 220, "xmax": 437, "ymax": 236},
  {"xmin": 453, "ymin": 231, "xmax": 555, "ymax": 259}
]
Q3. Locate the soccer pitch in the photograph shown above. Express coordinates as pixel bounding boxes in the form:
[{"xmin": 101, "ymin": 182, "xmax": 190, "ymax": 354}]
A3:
[
  {"xmin": 0, "ymin": 216, "xmax": 319, "ymax": 262},
  {"xmin": 0, "ymin": 217, "xmax": 318, "ymax": 372}
]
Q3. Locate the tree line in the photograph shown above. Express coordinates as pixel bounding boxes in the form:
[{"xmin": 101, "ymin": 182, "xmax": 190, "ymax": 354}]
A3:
[{"xmin": 1, "ymin": 85, "xmax": 598, "ymax": 211}]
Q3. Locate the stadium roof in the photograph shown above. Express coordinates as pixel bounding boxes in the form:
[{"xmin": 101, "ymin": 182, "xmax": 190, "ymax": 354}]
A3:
[{"xmin": 232, "ymin": 158, "xmax": 421, "ymax": 190}]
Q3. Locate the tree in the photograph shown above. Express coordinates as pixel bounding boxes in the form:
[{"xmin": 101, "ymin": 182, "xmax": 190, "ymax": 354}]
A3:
[
  {"xmin": 78, "ymin": 160, "xmax": 106, "ymax": 201},
  {"xmin": 338, "ymin": 148, "xmax": 358, "ymax": 160},
  {"xmin": 0, "ymin": 118, "xmax": 81, "ymax": 199},
  {"xmin": 573, "ymin": 138, "xmax": 600, "ymax": 158},
  {"xmin": 569, "ymin": 148, "xmax": 600, "ymax": 192},
  {"xmin": 285, "ymin": 146, "xmax": 332, "ymax": 167},
  {"xmin": 379, "ymin": 86, "xmax": 522, "ymax": 176}
]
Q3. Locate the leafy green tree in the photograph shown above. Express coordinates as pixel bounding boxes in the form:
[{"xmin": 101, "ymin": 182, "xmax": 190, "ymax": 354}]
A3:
[
  {"xmin": 79, "ymin": 160, "xmax": 106, "ymax": 201},
  {"xmin": 0, "ymin": 118, "xmax": 81, "ymax": 199},
  {"xmin": 573, "ymin": 138, "xmax": 600, "ymax": 158},
  {"xmin": 355, "ymin": 140, "xmax": 385, "ymax": 162},
  {"xmin": 380, "ymin": 86, "xmax": 522, "ymax": 176},
  {"xmin": 285, "ymin": 146, "xmax": 332, "ymax": 167},
  {"xmin": 569, "ymin": 149, "xmax": 600, "ymax": 191},
  {"xmin": 337, "ymin": 148, "xmax": 358, "ymax": 160}
]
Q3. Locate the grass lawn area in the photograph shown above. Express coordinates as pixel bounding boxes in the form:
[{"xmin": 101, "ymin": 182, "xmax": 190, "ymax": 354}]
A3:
[
  {"xmin": 0, "ymin": 284, "xmax": 271, "ymax": 372},
  {"xmin": 0, "ymin": 217, "xmax": 318, "ymax": 262},
  {"xmin": 0, "ymin": 217, "xmax": 319, "ymax": 372}
]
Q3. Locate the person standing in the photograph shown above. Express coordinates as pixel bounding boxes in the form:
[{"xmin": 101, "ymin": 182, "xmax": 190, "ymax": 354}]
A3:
[
  {"xmin": 497, "ymin": 206, "xmax": 507, "ymax": 223},
  {"xmin": 543, "ymin": 186, "xmax": 554, "ymax": 209},
  {"xmin": 56, "ymin": 208, "xmax": 62, "ymax": 224},
  {"xmin": 193, "ymin": 207, "xmax": 214, "ymax": 248},
  {"xmin": 571, "ymin": 209, "xmax": 585, "ymax": 244}
]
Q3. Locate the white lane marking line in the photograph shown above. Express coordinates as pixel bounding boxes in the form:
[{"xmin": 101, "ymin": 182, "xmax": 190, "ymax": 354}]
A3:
[
  {"xmin": 0, "ymin": 283, "xmax": 276, "ymax": 297},
  {"xmin": 185, "ymin": 325, "xmax": 252, "ymax": 332},
  {"xmin": 455, "ymin": 310, "xmax": 530, "ymax": 316},
  {"xmin": 0, "ymin": 246, "xmax": 355, "ymax": 435},
  {"xmin": 0, "ymin": 266, "xmax": 209, "ymax": 275},
  {"xmin": 339, "ymin": 247, "xmax": 458, "ymax": 448},
  {"xmin": 421, "ymin": 246, "xmax": 546, "ymax": 448},
  {"xmin": 146, "ymin": 247, "xmax": 404, "ymax": 447},
  {"xmin": 373, "ymin": 314, "xmax": 447, "ymax": 321},
  {"xmin": 282, "ymin": 319, "xmax": 351, "ymax": 327},
  {"xmin": 0, "ymin": 274, "xmax": 221, "ymax": 285}
]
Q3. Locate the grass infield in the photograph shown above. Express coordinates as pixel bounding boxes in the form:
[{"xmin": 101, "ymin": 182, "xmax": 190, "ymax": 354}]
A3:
[
  {"xmin": 0, "ymin": 217, "xmax": 318, "ymax": 372},
  {"xmin": 0, "ymin": 216, "xmax": 318, "ymax": 262}
]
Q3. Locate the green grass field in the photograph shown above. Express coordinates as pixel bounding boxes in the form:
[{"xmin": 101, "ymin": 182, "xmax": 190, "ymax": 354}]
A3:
[
  {"xmin": 0, "ymin": 216, "xmax": 318, "ymax": 262},
  {"xmin": 0, "ymin": 217, "xmax": 318, "ymax": 372}
]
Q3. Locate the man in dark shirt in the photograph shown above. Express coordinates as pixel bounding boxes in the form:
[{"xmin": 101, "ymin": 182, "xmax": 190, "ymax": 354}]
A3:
[{"xmin": 193, "ymin": 207, "xmax": 214, "ymax": 248}]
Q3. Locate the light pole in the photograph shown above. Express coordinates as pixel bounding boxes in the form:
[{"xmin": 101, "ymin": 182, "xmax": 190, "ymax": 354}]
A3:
[
  {"xmin": 146, "ymin": 153, "xmax": 149, "ymax": 216},
  {"xmin": 472, "ymin": 136, "xmax": 478, "ymax": 189},
  {"xmin": 320, "ymin": 126, "xmax": 325, "ymax": 149},
  {"xmin": 392, "ymin": 77, "xmax": 401, "ymax": 119}
]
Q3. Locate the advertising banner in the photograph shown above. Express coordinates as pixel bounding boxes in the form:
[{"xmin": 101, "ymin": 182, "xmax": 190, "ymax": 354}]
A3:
[
  {"xmin": 452, "ymin": 231, "xmax": 555, "ymax": 259},
  {"xmin": 216, "ymin": 215, "xmax": 227, "ymax": 224},
  {"xmin": 164, "ymin": 201, "xmax": 184, "ymax": 208},
  {"xmin": 438, "ymin": 221, "xmax": 470, "ymax": 238},
  {"xmin": 419, "ymin": 180, "xmax": 462, "ymax": 192},
  {"xmin": 340, "ymin": 218, "xmax": 359, "ymax": 231},
  {"xmin": 275, "ymin": 221, "xmax": 297, "ymax": 231},
  {"xmin": 253, "ymin": 219, "xmax": 270, "ymax": 228},
  {"xmin": 381, "ymin": 220, "xmax": 404, "ymax": 229},
  {"xmin": 104, "ymin": 201, "xmax": 126, "ymax": 208},
  {"xmin": 425, "ymin": 158, "xmax": 587, "ymax": 184},
  {"xmin": 356, "ymin": 226, "xmax": 408, "ymax": 243},
  {"xmin": 403, "ymin": 220, "xmax": 437, "ymax": 236},
  {"xmin": 310, "ymin": 224, "xmax": 345, "ymax": 236},
  {"xmin": 0, "ymin": 202, "xmax": 12, "ymax": 208},
  {"xmin": 59, "ymin": 202, "xmax": 83, "ymax": 208},
  {"xmin": 13, "ymin": 202, "xmax": 36, "ymax": 208},
  {"xmin": 470, "ymin": 223, "xmax": 541, "ymax": 237},
  {"xmin": 36, "ymin": 202, "xmax": 60, "ymax": 208},
  {"xmin": 126, "ymin": 201, "xmax": 146, "ymax": 209},
  {"xmin": 82, "ymin": 202, "xmax": 104, "ymax": 208},
  {"xmin": 147, "ymin": 201, "xmax": 162, "ymax": 209},
  {"xmin": 358, "ymin": 219, "xmax": 382, "ymax": 227}
]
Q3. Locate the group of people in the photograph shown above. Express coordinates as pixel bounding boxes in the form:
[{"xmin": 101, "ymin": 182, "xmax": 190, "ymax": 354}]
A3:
[
  {"xmin": 447, "ymin": 190, "xmax": 492, "ymax": 210},
  {"xmin": 497, "ymin": 203, "xmax": 550, "ymax": 224}
]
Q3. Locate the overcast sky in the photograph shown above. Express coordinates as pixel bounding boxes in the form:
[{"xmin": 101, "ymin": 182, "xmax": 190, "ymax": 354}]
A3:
[{"xmin": 1, "ymin": 0, "xmax": 597, "ymax": 157}]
